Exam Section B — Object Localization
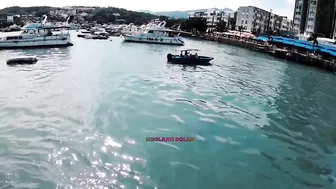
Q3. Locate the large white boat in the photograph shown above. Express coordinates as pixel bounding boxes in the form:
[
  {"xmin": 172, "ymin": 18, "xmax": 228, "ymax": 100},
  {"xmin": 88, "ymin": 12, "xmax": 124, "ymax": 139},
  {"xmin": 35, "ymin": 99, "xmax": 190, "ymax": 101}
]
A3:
[
  {"xmin": 120, "ymin": 23, "xmax": 142, "ymax": 35},
  {"xmin": 121, "ymin": 21, "xmax": 184, "ymax": 46},
  {"xmin": 0, "ymin": 15, "xmax": 73, "ymax": 49}
]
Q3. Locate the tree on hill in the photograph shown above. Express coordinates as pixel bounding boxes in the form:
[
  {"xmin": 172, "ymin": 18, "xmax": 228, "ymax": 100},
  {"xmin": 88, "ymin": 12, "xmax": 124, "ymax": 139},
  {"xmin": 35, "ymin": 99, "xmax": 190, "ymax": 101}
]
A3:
[
  {"xmin": 86, "ymin": 8, "xmax": 116, "ymax": 24},
  {"xmin": 216, "ymin": 21, "xmax": 227, "ymax": 32},
  {"xmin": 157, "ymin": 17, "xmax": 207, "ymax": 32},
  {"xmin": 0, "ymin": 6, "xmax": 158, "ymax": 24},
  {"xmin": 183, "ymin": 17, "xmax": 207, "ymax": 32},
  {"xmin": 0, "ymin": 6, "xmax": 54, "ymax": 15}
]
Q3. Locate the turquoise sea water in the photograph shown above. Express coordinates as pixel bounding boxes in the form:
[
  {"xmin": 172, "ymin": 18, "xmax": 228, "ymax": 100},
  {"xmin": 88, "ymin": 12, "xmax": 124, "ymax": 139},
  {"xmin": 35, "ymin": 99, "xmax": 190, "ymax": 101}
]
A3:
[{"xmin": 0, "ymin": 33, "xmax": 336, "ymax": 188}]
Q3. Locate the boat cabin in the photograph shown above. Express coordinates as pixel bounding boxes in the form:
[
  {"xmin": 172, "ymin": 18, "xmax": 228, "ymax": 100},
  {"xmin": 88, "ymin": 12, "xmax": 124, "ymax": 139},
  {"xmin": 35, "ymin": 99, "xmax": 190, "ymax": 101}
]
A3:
[
  {"xmin": 144, "ymin": 29, "xmax": 179, "ymax": 37},
  {"xmin": 0, "ymin": 24, "xmax": 71, "ymax": 41},
  {"xmin": 179, "ymin": 49, "xmax": 200, "ymax": 57},
  {"xmin": 21, "ymin": 23, "xmax": 71, "ymax": 36}
]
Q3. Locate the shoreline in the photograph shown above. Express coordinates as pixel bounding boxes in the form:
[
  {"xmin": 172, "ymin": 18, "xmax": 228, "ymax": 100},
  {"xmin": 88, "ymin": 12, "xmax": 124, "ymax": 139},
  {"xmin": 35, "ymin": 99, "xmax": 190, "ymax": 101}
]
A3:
[{"xmin": 193, "ymin": 34, "xmax": 336, "ymax": 73}]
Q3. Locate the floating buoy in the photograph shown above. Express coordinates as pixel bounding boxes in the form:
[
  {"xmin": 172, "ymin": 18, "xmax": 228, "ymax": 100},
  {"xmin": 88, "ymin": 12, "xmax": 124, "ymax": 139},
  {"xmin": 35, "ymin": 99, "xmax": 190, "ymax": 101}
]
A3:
[{"xmin": 7, "ymin": 56, "xmax": 38, "ymax": 65}]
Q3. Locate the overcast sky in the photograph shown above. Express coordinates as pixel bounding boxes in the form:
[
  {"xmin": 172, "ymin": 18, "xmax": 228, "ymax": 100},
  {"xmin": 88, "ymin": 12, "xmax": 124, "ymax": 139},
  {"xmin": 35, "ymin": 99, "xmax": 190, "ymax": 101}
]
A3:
[{"xmin": 0, "ymin": 0, "xmax": 295, "ymax": 18}]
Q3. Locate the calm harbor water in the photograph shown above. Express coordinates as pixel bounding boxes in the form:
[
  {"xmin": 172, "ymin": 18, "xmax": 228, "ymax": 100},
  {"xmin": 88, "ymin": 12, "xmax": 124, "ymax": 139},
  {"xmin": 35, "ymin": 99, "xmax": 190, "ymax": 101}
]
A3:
[{"xmin": 0, "ymin": 33, "xmax": 336, "ymax": 188}]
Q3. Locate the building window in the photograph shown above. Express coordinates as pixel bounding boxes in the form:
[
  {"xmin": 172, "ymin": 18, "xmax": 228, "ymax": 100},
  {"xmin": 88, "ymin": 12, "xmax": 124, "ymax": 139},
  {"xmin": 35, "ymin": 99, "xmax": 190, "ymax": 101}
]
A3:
[
  {"xmin": 245, "ymin": 20, "xmax": 247, "ymax": 24},
  {"xmin": 241, "ymin": 20, "xmax": 244, "ymax": 24}
]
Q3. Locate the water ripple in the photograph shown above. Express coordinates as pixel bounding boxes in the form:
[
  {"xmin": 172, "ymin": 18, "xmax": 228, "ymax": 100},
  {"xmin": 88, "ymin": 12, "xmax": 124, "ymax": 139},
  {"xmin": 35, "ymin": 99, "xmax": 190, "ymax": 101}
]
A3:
[{"xmin": 0, "ymin": 36, "xmax": 335, "ymax": 189}]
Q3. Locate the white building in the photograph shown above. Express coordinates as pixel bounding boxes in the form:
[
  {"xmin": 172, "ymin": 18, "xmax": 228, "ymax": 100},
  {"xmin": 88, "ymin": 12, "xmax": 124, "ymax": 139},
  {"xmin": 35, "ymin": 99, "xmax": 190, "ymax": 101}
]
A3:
[
  {"xmin": 280, "ymin": 16, "xmax": 293, "ymax": 31},
  {"xmin": 236, "ymin": 6, "xmax": 283, "ymax": 33},
  {"xmin": 292, "ymin": 0, "xmax": 306, "ymax": 33},
  {"xmin": 7, "ymin": 16, "xmax": 14, "ymax": 23},
  {"xmin": 6, "ymin": 15, "xmax": 20, "ymax": 23},
  {"xmin": 188, "ymin": 9, "xmax": 235, "ymax": 27},
  {"xmin": 292, "ymin": 0, "xmax": 335, "ymax": 38},
  {"xmin": 304, "ymin": 0, "xmax": 317, "ymax": 35}
]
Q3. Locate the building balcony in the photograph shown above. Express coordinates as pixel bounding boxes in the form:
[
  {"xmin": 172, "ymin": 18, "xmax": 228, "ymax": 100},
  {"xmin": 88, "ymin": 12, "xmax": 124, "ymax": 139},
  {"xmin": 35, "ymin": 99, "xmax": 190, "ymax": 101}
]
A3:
[{"xmin": 294, "ymin": 15, "xmax": 301, "ymax": 19}]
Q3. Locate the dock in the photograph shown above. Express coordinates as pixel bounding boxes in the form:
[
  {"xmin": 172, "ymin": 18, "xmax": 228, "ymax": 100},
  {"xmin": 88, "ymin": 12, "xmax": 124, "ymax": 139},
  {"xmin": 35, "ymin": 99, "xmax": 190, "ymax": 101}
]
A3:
[{"xmin": 200, "ymin": 33, "xmax": 336, "ymax": 73}]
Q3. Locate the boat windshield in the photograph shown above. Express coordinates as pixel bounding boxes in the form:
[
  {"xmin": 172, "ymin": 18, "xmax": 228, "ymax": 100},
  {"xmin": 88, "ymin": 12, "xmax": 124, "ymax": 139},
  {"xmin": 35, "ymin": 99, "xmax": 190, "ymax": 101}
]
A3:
[
  {"xmin": 180, "ymin": 49, "xmax": 200, "ymax": 53},
  {"xmin": 22, "ymin": 23, "xmax": 41, "ymax": 30},
  {"xmin": 179, "ymin": 49, "xmax": 200, "ymax": 57}
]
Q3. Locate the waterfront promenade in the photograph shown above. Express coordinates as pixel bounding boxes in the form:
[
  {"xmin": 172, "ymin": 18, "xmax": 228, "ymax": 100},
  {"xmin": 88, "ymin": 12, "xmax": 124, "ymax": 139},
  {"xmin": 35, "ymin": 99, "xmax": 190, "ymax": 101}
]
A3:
[{"xmin": 199, "ymin": 33, "xmax": 336, "ymax": 73}]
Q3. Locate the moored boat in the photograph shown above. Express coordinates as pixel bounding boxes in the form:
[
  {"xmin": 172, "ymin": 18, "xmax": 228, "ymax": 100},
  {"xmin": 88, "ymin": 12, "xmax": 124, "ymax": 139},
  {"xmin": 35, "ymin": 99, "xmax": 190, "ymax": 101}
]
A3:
[
  {"xmin": 7, "ymin": 56, "xmax": 38, "ymax": 65},
  {"xmin": 121, "ymin": 21, "xmax": 184, "ymax": 46},
  {"xmin": 167, "ymin": 49, "xmax": 213, "ymax": 65},
  {"xmin": 0, "ymin": 15, "xmax": 73, "ymax": 49},
  {"xmin": 122, "ymin": 28, "xmax": 184, "ymax": 46}
]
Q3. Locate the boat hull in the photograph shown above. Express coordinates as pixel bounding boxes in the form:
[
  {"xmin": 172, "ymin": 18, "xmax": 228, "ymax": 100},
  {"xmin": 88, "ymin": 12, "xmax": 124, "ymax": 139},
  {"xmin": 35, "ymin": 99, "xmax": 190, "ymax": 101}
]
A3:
[
  {"xmin": 122, "ymin": 35, "xmax": 184, "ymax": 46},
  {"xmin": 0, "ymin": 39, "xmax": 73, "ymax": 49},
  {"xmin": 77, "ymin": 34, "xmax": 86, "ymax": 38},
  {"xmin": 0, "ymin": 34, "xmax": 73, "ymax": 49},
  {"xmin": 0, "ymin": 42, "xmax": 73, "ymax": 49}
]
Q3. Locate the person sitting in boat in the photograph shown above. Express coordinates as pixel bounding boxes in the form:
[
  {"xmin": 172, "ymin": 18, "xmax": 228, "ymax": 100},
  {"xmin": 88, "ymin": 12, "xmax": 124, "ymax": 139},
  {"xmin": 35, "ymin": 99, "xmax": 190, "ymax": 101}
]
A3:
[
  {"xmin": 47, "ymin": 30, "xmax": 53, "ymax": 36},
  {"xmin": 180, "ymin": 52, "xmax": 184, "ymax": 57},
  {"xmin": 195, "ymin": 53, "xmax": 198, "ymax": 58},
  {"xmin": 184, "ymin": 51, "xmax": 189, "ymax": 57}
]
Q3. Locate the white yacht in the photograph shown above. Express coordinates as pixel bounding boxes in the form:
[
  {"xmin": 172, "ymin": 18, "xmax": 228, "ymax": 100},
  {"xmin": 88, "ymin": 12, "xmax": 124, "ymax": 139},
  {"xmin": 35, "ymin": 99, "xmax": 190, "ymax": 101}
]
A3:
[
  {"xmin": 121, "ymin": 21, "xmax": 184, "ymax": 46},
  {"xmin": 120, "ymin": 23, "xmax": 142, "ymax": 35},
  {"xmin": 0, "ymin": 15, "xmax": 73, "ymax": 49},
  {"xmin": 77, "ymin": 29, "xmax": 91, "ymax": 38}
]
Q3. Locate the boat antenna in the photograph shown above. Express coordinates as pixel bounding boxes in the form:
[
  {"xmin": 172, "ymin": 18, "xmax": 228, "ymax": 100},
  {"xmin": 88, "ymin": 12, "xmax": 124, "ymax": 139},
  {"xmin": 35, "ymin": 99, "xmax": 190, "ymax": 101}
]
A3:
[
  {"xmin": 66, "ymin": 16, "xmax": 70, "ymax": 24},
  {"xmin": 41, "ymin": 15, "xmax": 47, "ymax": 25},
  {"xmin": 65, "ymin": 15, "xmax": 73, "ymax": 26}
]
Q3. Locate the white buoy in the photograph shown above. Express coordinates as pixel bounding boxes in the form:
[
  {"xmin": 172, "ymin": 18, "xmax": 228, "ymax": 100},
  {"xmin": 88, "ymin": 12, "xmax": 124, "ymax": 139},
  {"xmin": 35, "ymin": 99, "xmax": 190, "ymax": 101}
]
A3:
[{"xmin": 7, "ymin": 56, "xmax": 38, "ymax": 65}]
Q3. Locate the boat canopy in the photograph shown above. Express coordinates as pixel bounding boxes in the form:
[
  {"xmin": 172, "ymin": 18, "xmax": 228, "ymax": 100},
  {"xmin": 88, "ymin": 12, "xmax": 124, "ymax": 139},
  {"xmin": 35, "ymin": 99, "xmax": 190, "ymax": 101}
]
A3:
[
  {"xmin": 180, "ymin": 49, "xmax": 200, "ymax": 52},
  {"xmin": 22, "ymin": 23, "xmax": 70, "ymax": 30},
  {"xmin": 22, "ymin": 23, "xmax": 41, "ymax": 30},
  {"xmin": 40, "ymin": 25, "xmax": 71, "ymax": 29},
  {"xmin": 148, "ymin": 28, "xmax": 174, "ymax": 32},
  {"xmin": 257, "ymin": 35, "xmax": 336, "ymax": 57}
]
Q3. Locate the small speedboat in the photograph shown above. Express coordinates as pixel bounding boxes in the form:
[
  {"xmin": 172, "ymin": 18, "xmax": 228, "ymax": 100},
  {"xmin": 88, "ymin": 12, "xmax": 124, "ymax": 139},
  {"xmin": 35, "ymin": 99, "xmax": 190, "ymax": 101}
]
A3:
[
  {"xmin": 167, "ymin": 49, "xmax": 213, "ymax": 65},
  {"xmin": 92, "ymin": 34, "xmax": 109, "ymax": 40},
  {"xmin": 7, "ymin": 56, "xmax": 38, "ymax": 65},
  {"xmin": 77, "ymin": 29, "xmax": 91, "ymax": 38}
]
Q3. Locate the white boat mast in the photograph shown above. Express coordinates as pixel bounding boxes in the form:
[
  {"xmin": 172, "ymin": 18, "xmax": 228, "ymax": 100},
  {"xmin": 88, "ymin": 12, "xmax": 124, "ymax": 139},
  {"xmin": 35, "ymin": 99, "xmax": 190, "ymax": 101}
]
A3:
[{"xmin": 41, "ymin": 15, "xmax": 48, "ymax": 25}]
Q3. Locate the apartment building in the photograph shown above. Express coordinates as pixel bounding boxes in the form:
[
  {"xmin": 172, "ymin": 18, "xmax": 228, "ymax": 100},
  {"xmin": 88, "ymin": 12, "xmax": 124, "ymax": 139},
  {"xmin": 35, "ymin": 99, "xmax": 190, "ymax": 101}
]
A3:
[
  {"xmin": 188, "ymin": 9, "xmax": 235, "ymax": 27},
  {"xmin": 293, "ymin": 0, "xmax": 336, "ymax": 38},
  {"xmin": 236, "ymin": 6, "xmax": 285, "ymax": 33},
  {"xmin": 281, "ymin": 16, "xmax": 293, "ymax": 31},
  {"xmin": 270, "ymin": 13, "xmax": 284, "ymax": 31},
  {"xmin": 292, "ymin": 0, "xmax": 309, "ymax": 33}
]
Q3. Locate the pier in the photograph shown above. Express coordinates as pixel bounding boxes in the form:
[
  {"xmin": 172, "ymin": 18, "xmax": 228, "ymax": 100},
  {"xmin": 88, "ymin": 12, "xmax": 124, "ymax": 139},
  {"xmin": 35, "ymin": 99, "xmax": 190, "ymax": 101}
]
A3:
[{"xmin": 200, "ymin": 33, "xmax": 336, "ymax": 73}]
